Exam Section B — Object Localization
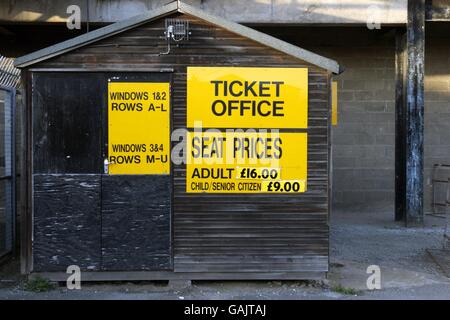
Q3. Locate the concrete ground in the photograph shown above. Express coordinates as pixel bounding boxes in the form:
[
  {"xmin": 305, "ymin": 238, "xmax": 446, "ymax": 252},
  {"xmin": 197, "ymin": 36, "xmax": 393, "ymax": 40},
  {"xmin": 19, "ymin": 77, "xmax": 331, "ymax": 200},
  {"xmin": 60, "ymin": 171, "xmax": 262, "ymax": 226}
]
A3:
[{"xmin": 1, "ymin": 210, "xmax": 449, "ymax": 300}]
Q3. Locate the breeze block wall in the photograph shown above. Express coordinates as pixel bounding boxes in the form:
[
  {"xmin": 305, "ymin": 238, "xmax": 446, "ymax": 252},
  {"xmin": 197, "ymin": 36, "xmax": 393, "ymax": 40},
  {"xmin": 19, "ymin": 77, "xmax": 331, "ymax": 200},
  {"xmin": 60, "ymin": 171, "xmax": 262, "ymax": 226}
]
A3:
[{"xmin": 262, "ymin": 25, "xmax": 450, "ymax": 213}]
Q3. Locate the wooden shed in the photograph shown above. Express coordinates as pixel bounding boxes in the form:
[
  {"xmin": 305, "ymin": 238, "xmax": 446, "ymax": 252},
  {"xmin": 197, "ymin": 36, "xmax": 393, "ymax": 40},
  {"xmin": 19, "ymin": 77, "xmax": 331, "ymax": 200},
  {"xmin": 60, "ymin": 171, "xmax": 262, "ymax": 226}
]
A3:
[{"xmin": 14, "ymin": 1, "xmax": 341, "ymax": 281}]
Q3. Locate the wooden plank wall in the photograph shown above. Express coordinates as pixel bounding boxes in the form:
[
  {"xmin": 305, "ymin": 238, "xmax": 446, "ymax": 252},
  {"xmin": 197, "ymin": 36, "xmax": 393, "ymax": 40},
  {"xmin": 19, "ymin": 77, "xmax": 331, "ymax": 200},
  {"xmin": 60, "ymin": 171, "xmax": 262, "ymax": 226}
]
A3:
[
  {"xmin": 33, "ymin": 174, "xmax": 101, "ymax": 272},
  {"xmin": 101, "ymin": 175, "xmax": 172, "ymax": 271},
  {"xmin": 34, "ymin": 13, "xmax": 330, "ymax": 276}
]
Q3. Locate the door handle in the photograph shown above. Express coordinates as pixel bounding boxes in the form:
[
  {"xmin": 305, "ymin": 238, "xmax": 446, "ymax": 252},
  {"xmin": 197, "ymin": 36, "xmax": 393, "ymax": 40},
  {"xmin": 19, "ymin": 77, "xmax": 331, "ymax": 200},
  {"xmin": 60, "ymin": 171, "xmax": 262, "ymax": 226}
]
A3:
[{"xmin": 104, "ymin": 159, "xmax": 115, "ymax": 174}]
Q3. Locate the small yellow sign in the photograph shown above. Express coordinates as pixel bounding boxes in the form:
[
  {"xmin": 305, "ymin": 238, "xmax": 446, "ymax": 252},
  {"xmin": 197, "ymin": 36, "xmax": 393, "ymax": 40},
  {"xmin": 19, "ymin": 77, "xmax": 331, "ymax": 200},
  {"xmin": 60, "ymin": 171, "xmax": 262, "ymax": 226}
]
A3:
[
  {"xmin": 186, "ymin": 131, "xmax": 307, "ymax": 193},
  {"xmin": 332, "ymin": 81, "xmax": 338, "ymax": 126},
  {"xmin": 187, "ymin": 67, "xmax": 308, "ymax": 129},
  {"xmin": 108, "ymin": 82, "xmax": 170, "ymax": 175}
]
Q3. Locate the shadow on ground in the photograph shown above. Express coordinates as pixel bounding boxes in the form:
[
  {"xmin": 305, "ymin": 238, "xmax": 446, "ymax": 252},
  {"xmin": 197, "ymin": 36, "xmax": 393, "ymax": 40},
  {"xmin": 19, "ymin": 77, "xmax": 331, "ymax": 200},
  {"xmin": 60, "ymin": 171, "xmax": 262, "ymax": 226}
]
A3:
[{"xmin": 1, "ymin": 211, "xmax": 449, "ymax": 300}]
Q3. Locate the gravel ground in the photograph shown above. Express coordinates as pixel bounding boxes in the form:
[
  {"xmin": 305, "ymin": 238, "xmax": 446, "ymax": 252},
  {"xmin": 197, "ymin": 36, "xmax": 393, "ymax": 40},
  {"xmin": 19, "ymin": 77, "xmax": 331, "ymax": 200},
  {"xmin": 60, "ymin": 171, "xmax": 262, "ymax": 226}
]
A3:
[{"xmin": 1, "ymin": 210, "xmax": 449, "ymax": 300}]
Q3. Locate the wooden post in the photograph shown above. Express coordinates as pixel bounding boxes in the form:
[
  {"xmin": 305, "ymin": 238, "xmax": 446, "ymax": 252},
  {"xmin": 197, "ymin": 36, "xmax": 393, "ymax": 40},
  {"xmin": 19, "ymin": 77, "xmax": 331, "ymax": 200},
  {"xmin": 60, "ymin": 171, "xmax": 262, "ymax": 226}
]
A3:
[
  {"xmin": 19, "ymin": 71, "xmax": 32, "ymax": 274},
  {"xmin": 395, "ymin": 29, "xmax": 406, "ymax": 222},
  {"xmin": 395, "ymin": 1, "xmax": 425, "ymax": 225},
  {"xmin": 405, "ymin": 0, "xmax": 425, "ymax": 226}
]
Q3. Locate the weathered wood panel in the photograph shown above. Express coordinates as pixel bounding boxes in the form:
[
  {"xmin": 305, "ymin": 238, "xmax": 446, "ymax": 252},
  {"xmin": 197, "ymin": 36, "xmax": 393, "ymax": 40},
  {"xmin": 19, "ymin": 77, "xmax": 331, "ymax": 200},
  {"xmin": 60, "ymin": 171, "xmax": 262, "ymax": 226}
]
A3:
[
  {"xmin": 32, "ymin": 73, "xmax": 104, "ymax": 174},
  {"xmin": 33, "ymin": 13, "xmax": 331, "ymax": 276},
  {"xmin": 101, "ymin": 175, "xmax": 172, "ymax": 271},
  {"xmin": 172, "ymin": 70, "xmax": 329, "ymax": 273},
  {"xmin": 33, "ymin": 271, "xmax": 325, "ymax": 281},
  {"xmin": 33, "ymin": 174, "xmax": 101, "ymax": 272}
]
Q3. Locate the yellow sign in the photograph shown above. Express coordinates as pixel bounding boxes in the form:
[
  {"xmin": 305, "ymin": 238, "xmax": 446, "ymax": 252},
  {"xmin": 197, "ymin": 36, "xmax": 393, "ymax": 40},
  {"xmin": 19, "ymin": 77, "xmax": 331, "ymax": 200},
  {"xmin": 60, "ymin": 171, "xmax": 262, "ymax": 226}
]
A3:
[
  {"xmin": 186, "ymin": 131, "xmax": 307, "ymax": 193},
  {"xmin": 187, "ymin": 67, "xmax": 308, "ymax": 129},
  {"xmin": 108, "ymin": 82, "xmax": 170, "ymax": 174},
  {"xmin": 332, "ymin": 81, "xmax": 338, "ymax": 126}
]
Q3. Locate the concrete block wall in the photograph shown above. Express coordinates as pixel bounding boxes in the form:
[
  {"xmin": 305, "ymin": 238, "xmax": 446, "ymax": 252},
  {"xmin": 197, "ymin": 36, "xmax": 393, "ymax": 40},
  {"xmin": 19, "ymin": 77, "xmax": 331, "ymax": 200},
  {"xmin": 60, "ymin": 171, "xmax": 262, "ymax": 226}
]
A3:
[
  {"xmin": 262, "ymin": 25, "xmax": 450, "ymax": 213},
  {"xmin": 260, "ymin": 27, "xmax": 397, "ymax": 212},
  {"xmin": 323, "ymin": 46, "xmax": 396, "ymax": 212},
  {"xmin": 424, "ymin": 26, "xmax": 450, "ymax": 213},
  {"xmin": 1, "ymin": 24, "xmax": 448, "ymax": 216}
]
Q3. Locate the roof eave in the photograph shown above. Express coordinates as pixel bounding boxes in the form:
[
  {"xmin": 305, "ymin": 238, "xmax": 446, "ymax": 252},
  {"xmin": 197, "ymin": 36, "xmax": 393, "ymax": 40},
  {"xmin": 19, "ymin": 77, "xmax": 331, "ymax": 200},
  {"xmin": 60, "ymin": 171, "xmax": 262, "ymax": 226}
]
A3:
[
  {"xmin": 178, "ymin": 2, "xmax": 340, "ymax": 74},
  {"xmin": 14, "ymin": 1, "xmax": 178, "ymax": 68},
  {"xmin": 14, "ymin": 0, "xmax": 341, "ymax": 74}
]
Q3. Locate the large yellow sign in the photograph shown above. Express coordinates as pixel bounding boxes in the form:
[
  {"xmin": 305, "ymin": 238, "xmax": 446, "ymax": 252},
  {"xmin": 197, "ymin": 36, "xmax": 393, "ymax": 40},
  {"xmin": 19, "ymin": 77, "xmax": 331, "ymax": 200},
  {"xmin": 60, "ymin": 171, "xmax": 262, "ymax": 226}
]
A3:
[
  {"xmin": 187, "ymin": 67, "xmax": 308, "ymax": 129},
  {"xmin": 186, "ymin": 131, "xmax": 307, "ymax": 193},
  {"xmin": 108, "ymin": 82, "xmax": 170, "ymax": 174}
]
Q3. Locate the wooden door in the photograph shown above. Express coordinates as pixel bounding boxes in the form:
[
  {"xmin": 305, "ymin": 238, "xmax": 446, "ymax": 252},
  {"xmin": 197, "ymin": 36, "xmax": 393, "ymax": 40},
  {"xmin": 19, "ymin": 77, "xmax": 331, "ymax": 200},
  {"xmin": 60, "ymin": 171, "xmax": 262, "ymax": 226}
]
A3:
[
  {"xmin": 32, "ymin": 72, "xmax": 173, "ymax": 272},
  {"xmin": 101, "ymin": 73, "xmax": 172, "ymax": 271}
]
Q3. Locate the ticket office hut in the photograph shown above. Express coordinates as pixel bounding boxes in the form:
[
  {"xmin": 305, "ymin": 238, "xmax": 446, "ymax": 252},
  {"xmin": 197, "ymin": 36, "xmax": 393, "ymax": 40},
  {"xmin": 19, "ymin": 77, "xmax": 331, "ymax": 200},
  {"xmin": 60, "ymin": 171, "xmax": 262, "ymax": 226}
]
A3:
[{"xmin": 15, "ymin": 1, "xmax": 341, "ymax": 280}]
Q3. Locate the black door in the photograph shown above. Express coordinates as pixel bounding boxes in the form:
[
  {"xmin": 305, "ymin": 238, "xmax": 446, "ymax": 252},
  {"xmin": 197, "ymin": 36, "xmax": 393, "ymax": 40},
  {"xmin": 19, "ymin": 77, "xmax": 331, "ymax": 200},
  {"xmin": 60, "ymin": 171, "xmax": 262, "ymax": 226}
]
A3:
[{"xmin": 32, "ymin": 72, "xmax": 172, "ymax": 272}]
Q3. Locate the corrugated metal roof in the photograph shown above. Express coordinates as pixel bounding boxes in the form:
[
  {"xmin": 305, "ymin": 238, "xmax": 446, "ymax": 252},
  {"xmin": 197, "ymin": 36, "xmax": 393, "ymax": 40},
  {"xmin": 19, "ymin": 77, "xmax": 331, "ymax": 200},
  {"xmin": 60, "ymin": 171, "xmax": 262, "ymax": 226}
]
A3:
[
  {"xmin": 0, "ymin": 55, "xmax": 21, "ymax": 88},
  {"xmin": 14, "ymin": 1, "xmax": 341, "ymax": 74}
]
